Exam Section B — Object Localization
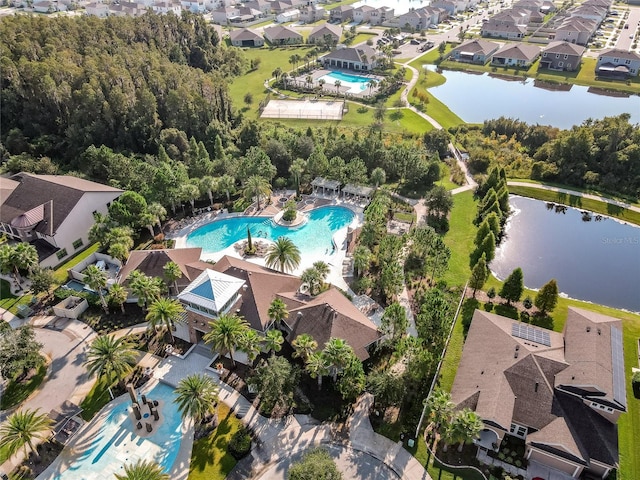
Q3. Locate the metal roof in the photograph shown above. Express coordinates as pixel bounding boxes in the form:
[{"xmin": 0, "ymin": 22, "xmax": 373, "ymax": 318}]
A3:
[{"xmin": 178, "ymin": 269, "xmax": 245, "ymax": 313}]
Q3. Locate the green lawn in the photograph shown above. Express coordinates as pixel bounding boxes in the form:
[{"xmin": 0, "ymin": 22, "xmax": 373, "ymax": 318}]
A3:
[
  {"xmin": 53, "ymin": 242, "xmax": 100, "ymax": 283},
  {"xmin": 0, "ymin": 278, "xmax": 34, "ymax": 315},
  {"xmin": 80, "ymin": 375, "xmax": 114, "ymax": 421},
  {"xmin": 508, "ymin": 185, "xmax": 640, "ymax": 226},
  {"xmin": 0, "ymin": 363, "xmax": 47, "ymax": 410},
  {"xmin": 349, "ymin": 32, "xmax": 377, "ymax": 46},
  {"xmin": 0, "ymin": 444, "xmax": 11, "ymax": 465},
  {"xmin": 441, "ymin": 190, "xmax": 477, "ymax": 287},
  {"xmin": 436, "ymin": 163, "xmax": 459, "ymax": 192},
  {"xmin": 188, "ymin": 403, "xmax": 242, "ymax": 480},
  {"xmin": 508, "ymin": 178, "xmax": 640, "ymax": 206}
]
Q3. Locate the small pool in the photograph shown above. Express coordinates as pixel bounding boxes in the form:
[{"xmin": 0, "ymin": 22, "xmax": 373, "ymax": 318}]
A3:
[
  {"xmin": 187, "ymin": 206, "xmax": 355, "ymax": 257},
  {"xmin": 318, "ymin": 71, "xmax": 377, "ymax": 94},
  {"xmin": 53, "ymin": 382, "xmax": 183, "ymax": 479},
  {"xmin": 64, "ymin": 279, "xmax": 86, "ymax": 292}
]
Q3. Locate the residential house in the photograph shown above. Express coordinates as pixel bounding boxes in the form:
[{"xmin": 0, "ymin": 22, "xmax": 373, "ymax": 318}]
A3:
[
  {"xmin": 491, "ymin": 43, "xmax": 540, "ymax": 67},
  {"xmin": 571, "ymin": 4, "xmax": 608, "ymax": 24},
  {"xmin": 271, "ymin": 0, "xmax": 303, "ymax": 12},
  {"xmin": 0, "ymin": 173, "xmax": 122, "ymax": 268},
  {"xmin": 229, "ymin": 27, "xmax": 264, "ymax": 46},
  {"xmin": 554, "ymin": 16, "xmax": 597, "ymax": 45},
  {"xmin": 397, "ymin": 7, "xmax": 442, "ymax": 31},
  {"xmin": 152, "ymin": 1, "xmax": 182, "ymax": 14},
  {"xmin": 276, "ymin": 8, "xmax": 300, "ymax": 23},
  {"xmin": 212, "ymin": 6, "xmax": 262, "ymax": 24},
  {"xmin": 329, "ymin": 4, "xmax": 353, "ymax": 22},
  {"xmin": 85, "ymin": 2, "xmax": 109, "ymax": 16},
  {"xmin": 451, "ymin": 308, "xmax": 626, "ymax": 479},
  {"xmin": 244, "ymin": 0, "xmax": 271, "ymax": 14},
  {"xmin": 308, "ymin": 23, "xmax": 342, "ymax": 45},
  {"xmin": 449, "ymin": 39, "xmax": 500, "ymax": 64},
  {"xmin": 352, "ymin": 5, "xmax": 375, "ymax": 23},
  {"xmin": 212, "ymin": 6, "xmax": 239, "ymax": 23},
  {"xmin": 490, "ymin": 8, "xmax": 531, "ymax": 26},
  {"xmin": 180, "ymin": 0, "xmax": 206, "ymax": 12},
  {"xmin": 369, "ymin": 6, "xmax": 393, "ymax": 26},
  {"xmin": 299, "ymin": 5, "xmax": 325, "ymax": 23},
  {"xmin": 33, "ymin": 0, "xmax": 62, "ymax": 12},
  {"xmin": 431, "ymin": 0, "xmax": 458, "ymax": 16},
  {"xmin": 264, "ymin": 25, "xmax": 303, "ymax": 44},
  {"xmin": 481, "ymin": 20, "xmax": 527, "ymax": 39},
  {"xmin": 596, "ymin": 48, "xmax": 640, "ymax": 78},
  {"xmin": 320, "ymin": 45, "xmax": 378, "ymax": 71},
  {"xmin": 513, "ymin": 0, "xmax": 555, "ymax": 13},
  {"xmin": 108, "ymin": 1, "xmax": 146, "ymax": 16},
  {"xmin": 118, "ymin": 248, "xmax": 207, "ymax": 296},
  {"xmin": 539, "ymin": 41, "xmax": 585, "ymax": 71},
  {"xmin": 176, "ymin": 256, "xmax": 381, "ymax": 361}
]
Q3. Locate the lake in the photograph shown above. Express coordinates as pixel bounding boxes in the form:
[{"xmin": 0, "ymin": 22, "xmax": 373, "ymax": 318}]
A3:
[
  {"xmin": 491, "ymin": 196, "xmax": 640, "ymax": 312},
  {"xmin": 425, "ymin": 67, "xmax": 640, "ymax": 129}
]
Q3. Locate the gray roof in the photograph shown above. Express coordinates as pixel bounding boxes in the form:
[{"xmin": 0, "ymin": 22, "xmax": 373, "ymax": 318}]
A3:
[
  {"xmin": 342, "ymin": 184, "xmax": 373, "ymax": 197},
  {"xmin": 321, "ymin": 45, "xmax": 376, "ymax": 64},
  {"xmin": 309, "ymin": 23, "xmax": 342, "ymax": 39},
  {"xmin": 492, "ymin": 43, "xmax": 540, "ymax": 61},
  {"xmin": 543, "ymin": 40, "xmax": 586, "ymax": 56},
  {"xmin": 599, "ymin": 48, "xmax": 640, "ymax": 61},
  {"xmin": 264, "ymin": 25, "xmax": 302, "ymax": 40},
  {"xmin": 229, "ymin": 28, "xmax": 262, "ymax": 41},
  {"xmin": 451, "ymin": 39, "xmax": 499, "ymax": 56},
  {"xmin": 311, "ymin": 176, "xmax": 341, "ymax": 189}
]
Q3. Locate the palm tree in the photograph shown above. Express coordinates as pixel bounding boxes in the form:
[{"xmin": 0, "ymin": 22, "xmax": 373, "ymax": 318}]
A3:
[
  {"xmin": 263, "ymin": 329, "xmax": 284, "ymax": 356},
  {"xmin": 0, "ymin": 243, "xmax": 39, "ymax": 286},
  {"xmin": 312, "ymin": 261, "xmax": 330, "ymax": 283},
  {"xmin": 305, "ymin": 74, "xmax": 313, "ymax": 90},
  {"xmin": 292, "ymin": 333, "xmax": 317, "ymax": 362},
  {"xmin": 305, "ymin": 352, "xmax": 329, "ymax": 391},
  {"xmin": 353, "ymin": 245, "xmax": 372, "ymax": 277},
  {"xmin": 146, "ymin": 297, "xmax": 185, "ymax": 343},
  {"xmin": 128, "ymin": 271, "xmax": 161, "ymax": 311},
  {"xmin": 163, "ymin": 261, "xmax": 183, "ymax": 296},
  {"xmin": 301, "ymin": 267, "xmax": 323, "ymax": 296},
  {"xmin": 84, "ymin": 264, "xmax": 109, "ymax": 313},
  {"xmin": 281, "ymin": 72, "xmax": 289, "ymax": 90},
  {"xmin": 318, "ymin": 78, "xmax": 326, "ymax": 92},
  {"xmin": 370, "ymin": 167, "xmax": 386, "ymax": 188},
  {"xmin": 289, "ymin": 158, "xmax": 306, "ymax": 196},
  {"xmin": 334, "ymin": 79, "xmax": 341, "ymax": 96},
  {"xmin": 108, "ymin": 284, "xmax": 128, "ymax": 314},
  {"xmin": 217, "ymin": 174, "xmax": 236, "ymax": 203},
  {"xmin": 115, "ymin": 459, "xmax": 169, "ymax": 480},
  {"xmin": 84, "ymin": 335, "xmax": 137, "ymax": 399},
  {"xmin": 426, "ymin": 388, "xmax": 455, "ymax": 447},
  {"xmin": 267, "ymin": 298, "xmax": 289, "ymax": 330},
  {"xmin": 243, "ymin": 175, "xmax": 272, "ymax": 210},
  {"xmin": 0, "ymin": 409, "xmax": 52, "ymax": 462},
  {"xmin": 180, "ymin": 182, "xmax": 200, "ymax": 214},
  {"xmin": 367, "ymin": 79, "xmax": 376, "ymax": 96},
  {"xmin": 203, "ymin": 313, "xmax": 249, "ymax": 367},
  {"xmin": 323, "ymin": 338, "xmax": 352, "ymax": 382},
  {"xmin": 147, "ymin": 202, "xmax": 167, "ymax": 233},
  {"xmin": 238, "ymin": 329, "xmax": 262, "ymax": 365},
  {"xmin": 108, "ymin": 243, "xmax": 130, "ymax": 264},
  {"xmin": 449, "ymin": 408, "xmax": 484, "ymax": 452},
  {"xmin": 199, "ymin": 176, "xmax": 218, "ymax": 207},
  {"xmin": 174, "ymin": 373, "xmax": 219, "ymax": 425},
  {"xmin": 265, "ymin": 237, "xmax": 301, "ymax": 273}
]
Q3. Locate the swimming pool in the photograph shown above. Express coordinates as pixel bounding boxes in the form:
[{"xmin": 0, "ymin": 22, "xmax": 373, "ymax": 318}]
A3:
[
  {"xmin": 187, "ymin": 206, "xmax": 355, "ymax": 257},
  {"xmin": 318, "ymin": 71, "xmax": 377, "ymax": 94},
  {"xmin": 53, "ymin": 382, "xmax": 183, "ymax": 479}
]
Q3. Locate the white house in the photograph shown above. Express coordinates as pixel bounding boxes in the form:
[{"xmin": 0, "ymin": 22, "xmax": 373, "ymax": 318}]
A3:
[
  {"xmin": 85, "ymin": 2, "xmax": 109, "ymax": 16},
  {"xmin": 0, "ymin": 173, "xmax": 123, "ymax": 268},
  {"xmin": 276, "ymin": 8, "xmax": 300, "ymax": 23}
]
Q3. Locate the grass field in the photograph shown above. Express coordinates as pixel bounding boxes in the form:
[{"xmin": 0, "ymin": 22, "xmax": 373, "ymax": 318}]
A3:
[
  {"xmin": 508, "ymin": 185, "xmax": 640, "ymax": 226},
  {"xmin": 508, "ymin": 178, "xmax": 640, "ymax": 206},
  {"xmin": 53, "ymin": 242, "xmax": 100, "ymax": 283},
  {"xmin": 442, "ymin": 190, "xmax": 477, "ymax": 287},
  {"xmin": 0, "ymin": 363, "xmax": 47, "ymax": 410},
  {"xmin": 0, "ymin": 278, "xmax": 33, "ymax": 315},
  {"xmin": 188, "ymin": 403, "xmax": 242, "ymax": 480}
]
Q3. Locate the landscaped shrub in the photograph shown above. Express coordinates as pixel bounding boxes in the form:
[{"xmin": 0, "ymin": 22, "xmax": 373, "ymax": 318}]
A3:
[
  {"xmin": 498, "ymin": 452, "xmax": 505, "ymax": 460},
  {"xmin": 632, "ymin": 371, "xmax": 640, "ymax": 399},
  {"xmin": 282, "ymin": 208, "xmax": 297, "ymax": 222},
  {"xmin": 228, "ymin": 428, "xmax": 252, "ymax": 459}
]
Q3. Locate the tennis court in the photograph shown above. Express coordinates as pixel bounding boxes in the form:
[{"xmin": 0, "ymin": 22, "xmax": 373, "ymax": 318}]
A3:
[{"xmin": 260, "ymin": 99, "xmax": 344, "ymax": 120}]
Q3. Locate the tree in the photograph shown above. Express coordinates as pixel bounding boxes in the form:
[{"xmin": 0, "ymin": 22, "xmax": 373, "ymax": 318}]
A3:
[
  {"xmin": 535, "ymin": 279, "xmax": 559, "ymax": 315},
  {"xmin": 0, "ymin": 326, "xmax": 44, "ymax": 381},
  {"xmin": 249, "ymin": 355, "xmax": 298, "ymax": 414},
  {"xmin": 353, "ymin": 245, "xmax": 372, "ymax": 277},
  {"xmin": 370, "ymin": 167, "xmax": 386, "ymax": 188},
  {"xmin": 238, "ymin": 329, "xmax": 262, "ymax": 365},
  {"xmin": 366, "ymin": 370, "xmax": 405, "ymax": 409},
  {"xmin": 84, "ymin": 335, "xmax": 137, "ymax": 399},
  {"xmin": 323, "ymin": 338, "xmax": 353, "ymax": 382},
  {"xmin": 108, "ymin": 283, "xmax": 128, "ymax": 314},
  {"xmin": 289, "ymin": 158, "xmax": 306, "ymax": 196},
  {"xmin": 203, "ymin": 313, "xmax": 250, "ymax": 367},
  {"xmin": 115, "ymin": 460, "xmax": 169, "ymax": 480},
  {"xmin": 264, "ymin": 329, "xmax": 284, "ymax": 356},
  {"xmin": 380, "ymin": 302, "xmax": 408, "ymax": 342},
  {"xmin": 218, "ymin": 174, "xmax": 236, "ymax": 202},
  {"xmin": 447, "ymin": 408, "xmax": 484, "ymax": 452},
  {"xmin": 468, "ymin": 254, "xmax": 489, "ymax": 298},
  {"xmin": 305, "ymin": 352, "xmax": 329, "ymax": 391},
  {"xmin": 374, "ymin": 101, "xmax": 386, "ymax": 123},
  {"xmin": 108, "ymin": 191, "xmax": 149, "ymax": 229},
  {"xmin": 243, "ymin": 175, "xmax": 272, "ymax": 210},
  {"xmin": 470, "ymin": 231, "xmax": 496, "ymax": 267},
  {"xmin": 0, "ymin": 409, "xmax": 52, "ymax": 462},
  {"xmin": 0, "ymin": 242, "xmax": 39, "ymax": 286},
  {"xmin": 337, "ymin": 353, "xmax": 365, "ymax": 401},
  {"xmin": 163, "ymin": 261, "xmax": 183, "ymax": 295},
  {"xmin": 128, "ymin": 270, "xmax": 162, "ymax": 311},
  {"xmin": 426, "ymin": 388, "xmax": 454, "ymax": 436},
  {"xmin": 28, "ymin": 267, "xmax": 54, "ymax": 297},
  {"xmin": 265, "ymin": 236, "xmax": 301, "ymax": 273},
  {"xmin": 108, "ymin": 242, "xmax": 130, "ymax": 263},
  {"xmin": 199, "ymin": 176, "xmax": 218, "ymax": 207},
  {"xmin": 287, "ymin": 447, "xmax": 343, "ymax": 480},
  {"xmin": 499, "ymin": 267, "xmax": 524, "ymax": 306},
  {"xmin": 267, "ymin": 298, "xmax": 289, "ymax": 329},
  {"xmin": 83, "ymin": 264, "xmax": 109, "ymax": 313},
  {"xmin": 146, "ymin": 297, "xmax": 185, "ymax": 343},
  {"xmin": 334, "ymin": 79, "xmax": 341, "ymax": 95},
  {"xmin": 425, "ymin": 185, "xmax": 453, "ymax": 218},
  {"xmin": 174, "ymin": 373, "xmax": 219, "ymax": 424},
  {"xmin": 301, "ymin": 267, "xmax": 323, "ymax": 296},
  {"xmin": 292, "ymin": 333, "xmax": 317, "ymax": 362}
]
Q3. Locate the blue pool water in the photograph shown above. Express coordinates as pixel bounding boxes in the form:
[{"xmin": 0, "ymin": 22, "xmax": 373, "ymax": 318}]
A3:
[
  {"xmin": 187, "ymin": 206, "xmax": 355, "ymax": 256},
  {"xmin": 54, "ymin": 382, "xmax": 183, "ymax": 479},
  {"xmin": 319, "ymin": 71, "xmax": 377, "ymax": 93}
]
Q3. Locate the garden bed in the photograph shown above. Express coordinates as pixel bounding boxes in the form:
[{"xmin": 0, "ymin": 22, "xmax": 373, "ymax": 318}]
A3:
[{"xmin": 8, "ymin": 441, "xmax": 64, "ymax": 479}]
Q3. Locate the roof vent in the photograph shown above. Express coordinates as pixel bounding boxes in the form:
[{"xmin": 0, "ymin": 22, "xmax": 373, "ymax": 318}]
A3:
[
  {"xmin": 515, "ymin": 345, "xmax": 520, "ymax": 351},
  {"xmin": 481, "ymin": 370, "xmax": 484, "ymax": 375},
  {"xmin": 586, "ymin": 326, "xmax": 591, "ymax": 332},
  {"xmin": 535, "ymin": 382, "xmax": 539, "ymax": 392},
  {"xmin": 597, "ymin": 328, "xmax": 601, "ymax": 335},
  {"xmin": 297, "ymin": 311, "xmax": 303, "ymax": 317},
  {"xmin": 242, "ymin": 285, "xmax": 248, "ymax": 291},
  {"xmin": 514, "ymin": 351, "xmax": 519, "ymax": 359}
]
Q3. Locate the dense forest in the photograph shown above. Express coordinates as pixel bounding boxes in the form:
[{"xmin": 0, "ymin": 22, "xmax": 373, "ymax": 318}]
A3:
[{"xmin": 0, "ymin": 13, "xmax": 244, "ymax": 159}]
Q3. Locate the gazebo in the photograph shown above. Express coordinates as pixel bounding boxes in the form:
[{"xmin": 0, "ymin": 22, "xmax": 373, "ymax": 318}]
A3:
[
  {"xmin": 311, "ymin": 177, "xmax": 341, "ymax": 197},
  {"xmin": 342, "ymin": 184, "xmax": 373, "ymax": 202}
]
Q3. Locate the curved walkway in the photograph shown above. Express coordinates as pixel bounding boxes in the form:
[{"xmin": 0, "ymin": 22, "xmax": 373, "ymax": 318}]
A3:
[{"xmin": 507, "ymin": 181, "xmax": 640, "ymax": 214}]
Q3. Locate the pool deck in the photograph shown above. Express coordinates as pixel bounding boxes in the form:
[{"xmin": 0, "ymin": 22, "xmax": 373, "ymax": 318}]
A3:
[{"xmin": 169, "ymin": 192, "xmax": 367, "ymax": 293}]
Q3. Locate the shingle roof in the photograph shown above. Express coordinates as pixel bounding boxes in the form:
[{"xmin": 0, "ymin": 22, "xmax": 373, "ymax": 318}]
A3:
[
  {"xmin": 118, "ymin": 248, "xmax": 203, "ymax": 290},
  {"xmin": 309, "ymin": 23, "xmax": 342, "ymax": 40},
  {"xmin": 0, "ymin": 173, "xmax": 122, "ymax": 235},
  {"xmin": 229, "ymin": 28, "xmax": 262, "ymax": 41},
  {"xmin": 543, "ymin": 40, "xmax": 586, "ymax": 56},
  {"xmin": 599, "ymin": 48, "xmax": 640, "ymax": 61},
  {"xmin": 492, "ymin": 43, "xmax": 540, "ymax": 61},
  {"xmin": 321, "ymin": 45, "xmax": 376, "ymax": 63},
  {"xmin": 451, "ymin": 39, "xmax": 499, "ymax": 56},
  {"xmin": 264, "ymin": 25, "xmax": 302, "ymax": 41}
]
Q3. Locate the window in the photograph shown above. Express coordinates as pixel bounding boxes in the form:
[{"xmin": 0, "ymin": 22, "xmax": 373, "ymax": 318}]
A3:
[
  {"xmin": 590, "ymin": 402, "xmax": 614, "ymax": 413},
  {"xmin": 558, "ymin": 61, "xmax": 563, "ymax": 67},
  {"xmin": 625, "ymin": 59, "xmax": 631, "ymax": 64},
  {"xmin": 509, "ymin": 423, "xmax": 527, "ymax": 439},
  {"xmin": 543, "ymin": 52, "xmax": 547, "ymax": 57},
  {"xmin": 555, "ymin": 53, "xmax": 559, "ymax": 58},
  {"xmin": 564, "ymin": 54, "xmax": 568, "ymax": 59},
  {"xmin": 72, "ymin": 238, "xmax": 84, "ymax": 250},
  {"xmin": 567, "ymin": 63, "xmax": 571, "ymax": 69},
  {"xmin": 56, "ymin": 248, "xmax": 68, "ymax": 260}
]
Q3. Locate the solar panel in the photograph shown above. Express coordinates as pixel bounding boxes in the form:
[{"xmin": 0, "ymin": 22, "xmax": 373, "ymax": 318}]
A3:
[
  {"xmin": 511, "ymin": 322, "xmax": 551, "ymax": 347},
  {"xmin": 611, "ymin": 326, "xmax": 627, "ymax": 408}
]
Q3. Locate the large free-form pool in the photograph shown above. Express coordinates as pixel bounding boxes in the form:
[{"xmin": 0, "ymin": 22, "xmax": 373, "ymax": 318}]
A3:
[
  {"xmin": 187, "ymin": 206, "xmax": 355, "ymax": 257},
  {"xmin": 318, "ymin": 71, "xmax": 377, "ymax": 94}
]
